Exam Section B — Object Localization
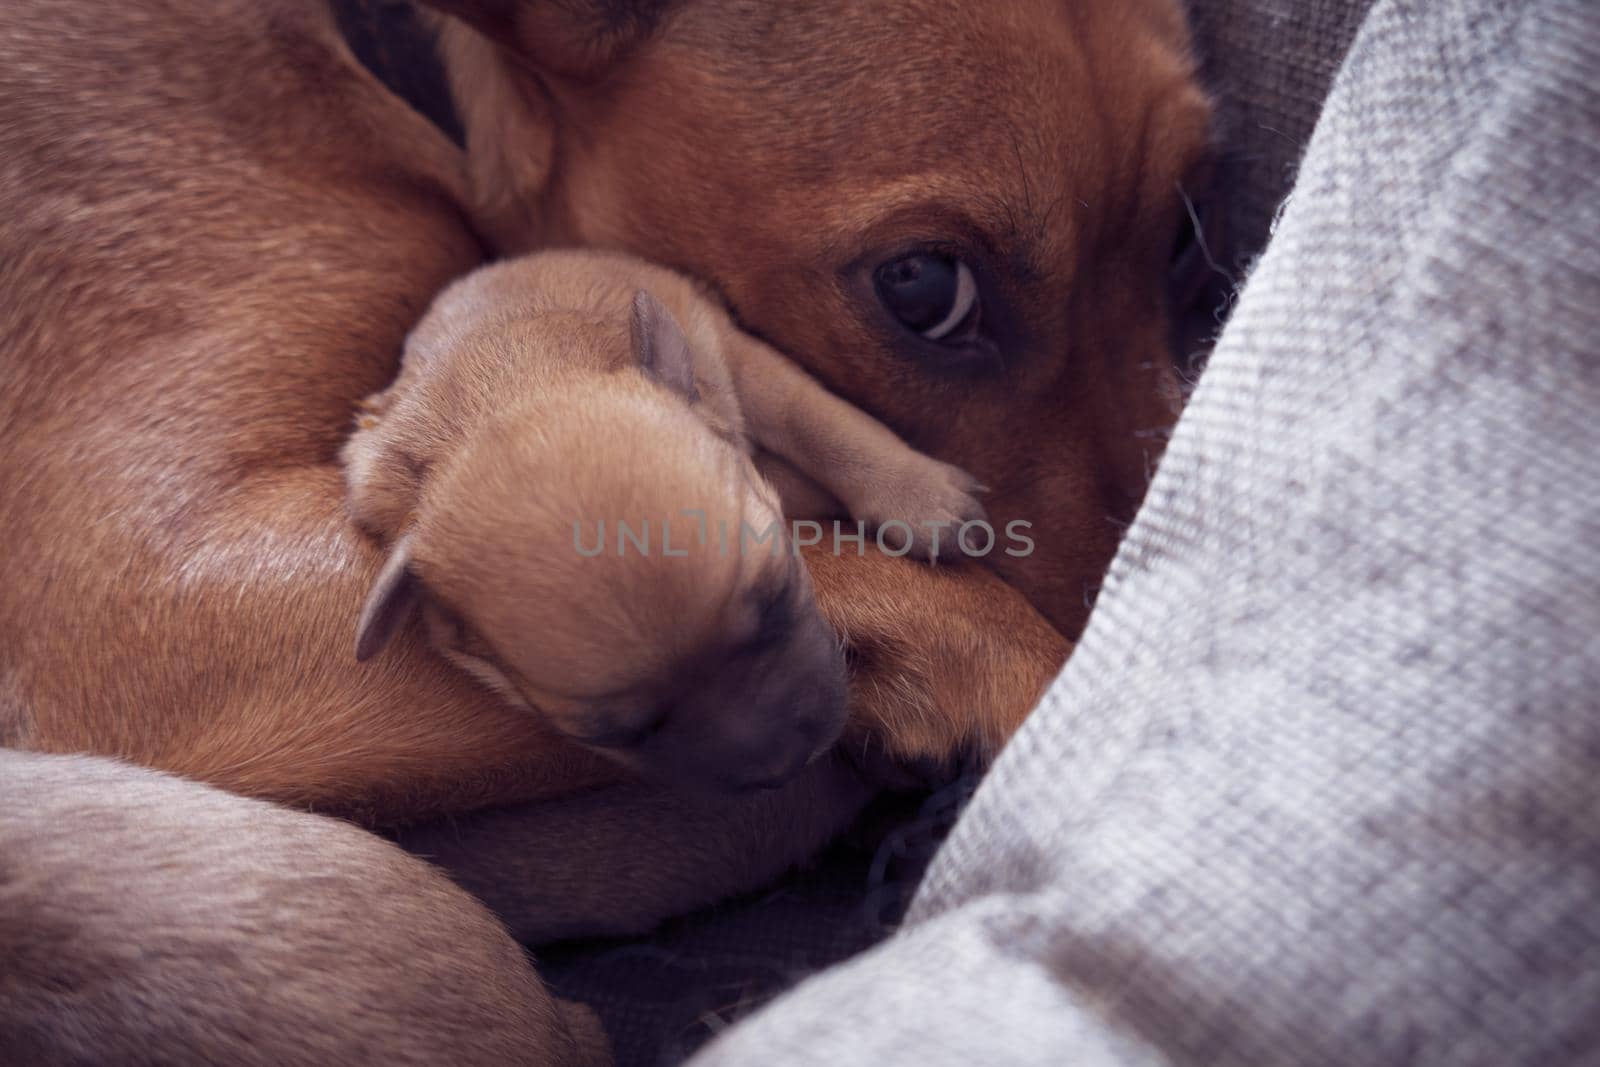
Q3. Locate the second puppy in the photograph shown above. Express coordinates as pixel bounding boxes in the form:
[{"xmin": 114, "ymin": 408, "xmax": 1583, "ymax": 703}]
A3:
[{"xmin": 343, "ymin": 250, "xmax": 984, "ymax": 791}]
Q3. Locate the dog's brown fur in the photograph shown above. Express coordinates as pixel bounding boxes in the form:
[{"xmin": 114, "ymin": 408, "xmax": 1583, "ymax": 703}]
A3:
[
  {"xmin": 0, "ymin": 0, "xmax": 618, "ymax": 821},
  {"xmin": 0, "ymin": 0, "xmax": 1199, "ymax": 1056}
]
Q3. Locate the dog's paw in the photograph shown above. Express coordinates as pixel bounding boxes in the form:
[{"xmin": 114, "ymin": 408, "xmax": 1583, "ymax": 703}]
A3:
[{"xmin": 853, "ymin": 457, "xmax": 988, "ymax": 561}]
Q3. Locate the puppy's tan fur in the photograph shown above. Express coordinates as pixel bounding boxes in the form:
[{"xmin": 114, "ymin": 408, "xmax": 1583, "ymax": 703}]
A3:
[{"xmin": 344, "ymin": 249, "xmax": 982, "ymax": 787}]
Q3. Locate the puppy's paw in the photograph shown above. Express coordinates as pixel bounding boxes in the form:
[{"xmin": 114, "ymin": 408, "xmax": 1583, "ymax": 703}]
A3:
[{"xmin": 854, "ymin": 458, "xmax": 988, "ymax": 561}]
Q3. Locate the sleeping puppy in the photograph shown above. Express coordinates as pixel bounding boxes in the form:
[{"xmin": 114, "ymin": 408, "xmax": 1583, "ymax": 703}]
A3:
[{"xmin": 342, "ymin": 249, "xmax": 984, "ymax": 789}]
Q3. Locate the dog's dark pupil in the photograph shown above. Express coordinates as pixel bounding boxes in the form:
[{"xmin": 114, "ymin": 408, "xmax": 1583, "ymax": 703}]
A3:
[{"xmin": 875, "ymin": 254, "xmax": 958, "ymax": 333}]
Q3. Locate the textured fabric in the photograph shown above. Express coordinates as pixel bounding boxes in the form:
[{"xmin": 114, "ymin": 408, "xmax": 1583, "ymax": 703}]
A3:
[{"xmin": 696, "ymin": 0, "xmax": 1600, "ymax": 1064}]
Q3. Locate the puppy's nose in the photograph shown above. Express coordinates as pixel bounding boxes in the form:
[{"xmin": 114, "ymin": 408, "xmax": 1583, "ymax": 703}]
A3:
[{"xmin": 718, "ymin": 665, "xmax": 848, "ymax": 792}]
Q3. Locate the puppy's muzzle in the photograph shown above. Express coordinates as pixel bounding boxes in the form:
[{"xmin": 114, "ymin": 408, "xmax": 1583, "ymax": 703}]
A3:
[{"xmin": 639, "ymin": 611, "xmax": 849, "ymax": 793}]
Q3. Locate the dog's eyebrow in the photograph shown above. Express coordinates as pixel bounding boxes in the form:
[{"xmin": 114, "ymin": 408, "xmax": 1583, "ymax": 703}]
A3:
[
  {"xmin": 969, "ymin": 189, "xmax": 1055, "ymax": 293},
  {"xmin": 989, "ymin": 123, "xmax": 1071, "ymax": 289}
]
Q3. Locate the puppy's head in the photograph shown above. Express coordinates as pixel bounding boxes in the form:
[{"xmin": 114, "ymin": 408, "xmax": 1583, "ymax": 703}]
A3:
[
  {"xmin": 432, "ymin": 0, "xmax": 1215, "ymax": 636},
  {"xmin": 351, "ymin": 298, "xmax": 848, "ymax": 791}
]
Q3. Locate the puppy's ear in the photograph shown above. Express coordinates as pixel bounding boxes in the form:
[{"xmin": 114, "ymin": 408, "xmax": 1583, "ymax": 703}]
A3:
[
  {"xmin": 355, "ymin": 534, "xmax": 423, "ymax": 662},
  {"xmin": 424, "ymin": 1, "xmax": 670, "ymax": 80},
  {"xmin": 631, "ymin": 290, "xmax": 700, "ymax": 403}
]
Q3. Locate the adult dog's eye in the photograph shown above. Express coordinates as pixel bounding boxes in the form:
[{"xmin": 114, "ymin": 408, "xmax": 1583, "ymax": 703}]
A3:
[{"xmin": 874, "ymin": 254, "xmax": 978, "ymax": 341}]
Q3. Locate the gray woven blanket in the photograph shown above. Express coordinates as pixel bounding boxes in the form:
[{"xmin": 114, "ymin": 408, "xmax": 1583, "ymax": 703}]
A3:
[{"xmin": 695, "ymin": 0, "xmax": 1600, "ymax": 1062}]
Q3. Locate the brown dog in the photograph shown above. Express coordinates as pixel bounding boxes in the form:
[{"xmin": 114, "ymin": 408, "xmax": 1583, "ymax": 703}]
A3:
[
  {"xmin": 0, "ymin": 0, "xmax": 1067, "ymax": 1055},
  {"xmin": 0, "ymin": 0, "xmax": 1064, "ymax": 811},
  {"xmin": 0, "ymin": 0, "xmax": 1199, "ymax": 1056},
  {"xmin": 345, "ymin": 249, "xmax": 983, "ymax": 788}
]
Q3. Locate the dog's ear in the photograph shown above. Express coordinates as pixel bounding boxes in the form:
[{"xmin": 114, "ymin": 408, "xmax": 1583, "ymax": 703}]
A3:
[
  {"xmin": 424, "ymin": 1, "xmax": 670, "ymax": 80},
  {"xmin": 426, "ymin": 2, "xmax": 674, "ymax": 249},
  {"xmin": 631, "ymin": 290, "xmax": 700, "ymax": 403},
  {"xmin": 355, "ymin": 533, "xmax": 423, "ymax": 662}
]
